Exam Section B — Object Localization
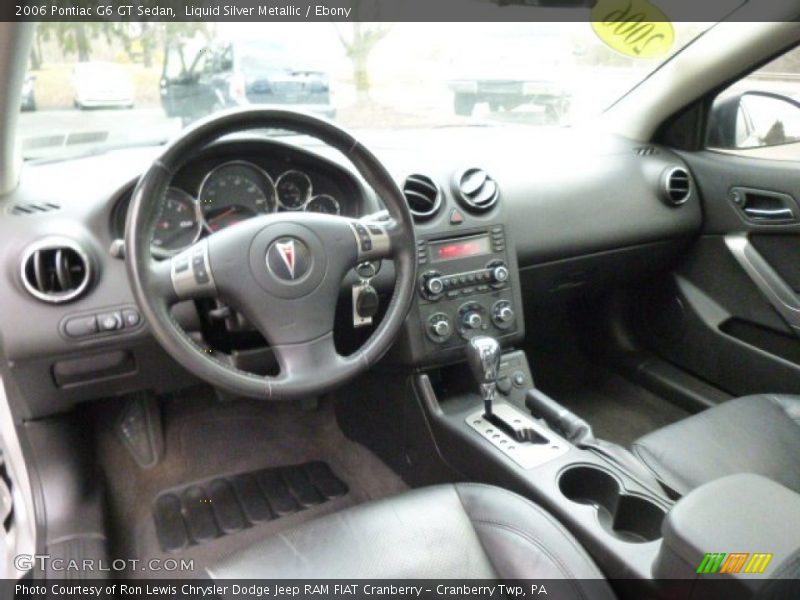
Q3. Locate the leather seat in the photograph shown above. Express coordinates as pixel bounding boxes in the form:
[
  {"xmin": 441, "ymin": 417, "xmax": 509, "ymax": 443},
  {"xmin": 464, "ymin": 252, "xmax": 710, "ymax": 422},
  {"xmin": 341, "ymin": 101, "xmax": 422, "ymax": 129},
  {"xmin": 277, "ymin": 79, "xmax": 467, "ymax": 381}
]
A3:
[
  {"xmin": 207, "ymin": 482, "xmax": 613, "ymax": 594},
  {"xmin": 633, "ymin": 394, "xmax": 800, "ymax": 496}
]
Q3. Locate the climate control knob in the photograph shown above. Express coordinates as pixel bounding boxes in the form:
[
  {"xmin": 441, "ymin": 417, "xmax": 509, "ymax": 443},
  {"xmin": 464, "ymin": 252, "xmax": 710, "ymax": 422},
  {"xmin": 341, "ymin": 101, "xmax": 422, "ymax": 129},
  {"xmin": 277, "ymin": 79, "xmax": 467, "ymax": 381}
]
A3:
[
  {"xmin": 425, "ymin": 313, "xmax": 453, "ymax": 343},
  {"xmin": 432, "ymin": 319, "xmax": 451, "ymax": 338},
  {"xmin": 492, "ymin": 265, "xmax": 510, "ymax": 283},
  {"xmin": 497, "ymin": 306, "xmax": 513, "ymax": 323},
  {"xmin": 492, "ymin": 300, "xmax": 515, "ymax": 330},
  {"xmin": 463, "ymin": 311, "xmax": 483, "ymax": 330}
]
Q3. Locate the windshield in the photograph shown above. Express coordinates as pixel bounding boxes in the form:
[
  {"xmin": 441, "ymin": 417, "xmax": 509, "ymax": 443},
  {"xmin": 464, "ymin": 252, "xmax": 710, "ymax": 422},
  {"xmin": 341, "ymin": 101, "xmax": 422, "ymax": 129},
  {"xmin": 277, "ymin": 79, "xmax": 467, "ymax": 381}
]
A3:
[{"xmin": 18, "ymin": 21, "xmax": 713, "ymax": 160}]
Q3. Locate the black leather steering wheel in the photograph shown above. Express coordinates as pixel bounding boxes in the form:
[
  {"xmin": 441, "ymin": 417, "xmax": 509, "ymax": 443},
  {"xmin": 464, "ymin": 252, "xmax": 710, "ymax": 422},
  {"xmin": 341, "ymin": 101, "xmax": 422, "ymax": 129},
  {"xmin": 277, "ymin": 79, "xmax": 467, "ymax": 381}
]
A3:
[{"xmin": 125, "ymin": 109, "xmax": 416, "ymax": 400}]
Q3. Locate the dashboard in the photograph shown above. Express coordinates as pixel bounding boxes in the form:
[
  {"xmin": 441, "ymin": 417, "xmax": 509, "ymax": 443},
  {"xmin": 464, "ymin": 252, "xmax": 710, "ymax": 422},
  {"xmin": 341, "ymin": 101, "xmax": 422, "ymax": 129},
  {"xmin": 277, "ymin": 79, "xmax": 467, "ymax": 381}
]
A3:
[
  {"xmin": 0, "ymin": 126, "xmax": 702, "ymax": 418},
  {"xmin": 110, "ymin": 141, "xmax": 364, "ymax": 257}
]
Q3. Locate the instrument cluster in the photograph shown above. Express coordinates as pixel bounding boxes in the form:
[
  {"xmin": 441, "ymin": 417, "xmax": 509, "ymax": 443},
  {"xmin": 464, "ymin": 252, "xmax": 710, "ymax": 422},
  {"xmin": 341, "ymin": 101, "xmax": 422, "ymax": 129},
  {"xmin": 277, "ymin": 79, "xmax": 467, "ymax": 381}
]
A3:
[{"xmin": 148, "ymin": 159, "xmax": 345, "ymax": 256}]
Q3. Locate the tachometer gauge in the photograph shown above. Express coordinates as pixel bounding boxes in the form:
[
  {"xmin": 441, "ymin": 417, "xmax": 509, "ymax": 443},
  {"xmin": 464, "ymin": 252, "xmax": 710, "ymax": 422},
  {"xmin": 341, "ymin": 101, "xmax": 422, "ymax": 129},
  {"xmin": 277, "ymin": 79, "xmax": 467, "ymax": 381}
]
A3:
[
  {"xmin": 276, "ymin": 170, "xmax": 312, "ymax": 210},
  {"xmin": 199, "ymin": 161, "xmax": 276, "ymax": 232},
  {"xmin": 152, "ymin": 187, "xmax": 201, "ymax": 255},
  {"xmin": 306, "ymin": 194, "xmax": 340, "ymax": 215}
]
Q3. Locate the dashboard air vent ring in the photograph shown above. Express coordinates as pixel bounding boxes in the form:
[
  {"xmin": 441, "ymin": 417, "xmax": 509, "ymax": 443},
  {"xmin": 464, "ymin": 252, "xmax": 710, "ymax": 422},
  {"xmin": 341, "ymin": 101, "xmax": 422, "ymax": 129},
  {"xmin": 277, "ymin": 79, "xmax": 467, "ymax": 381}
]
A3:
[
  {"xmin": 21, "ymin": 237, "xmax": 91, "ymax": 304},
  {"xmin": 453, "ymin": 168, "xmax": 499, "ymax": 213},
  {"xmin": 662, "ymin": 166, "xmax": 692, "ymax": 206},
  {"xmin": 402, "ymin": 174, "xmax": 442, "ymax": 221}
]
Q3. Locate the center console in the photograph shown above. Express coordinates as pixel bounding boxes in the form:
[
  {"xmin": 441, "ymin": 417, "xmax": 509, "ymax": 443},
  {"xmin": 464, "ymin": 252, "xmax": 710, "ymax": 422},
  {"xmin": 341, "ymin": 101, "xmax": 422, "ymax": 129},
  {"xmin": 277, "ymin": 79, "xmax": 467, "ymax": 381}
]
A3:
[
  {"xmin": 401, "ymin": 344, "xmax": 800, "ymax": 598},
  {"xmin": 418, "ymin": 226, "xmax": 518, "ymax": 346},
  {"xmin": 395, "ymin": 218, "xmax": 524, "ymax": 366},
  {"xmin": 412, "ymin": 360, "xmax": 673, "ymax": 588}
]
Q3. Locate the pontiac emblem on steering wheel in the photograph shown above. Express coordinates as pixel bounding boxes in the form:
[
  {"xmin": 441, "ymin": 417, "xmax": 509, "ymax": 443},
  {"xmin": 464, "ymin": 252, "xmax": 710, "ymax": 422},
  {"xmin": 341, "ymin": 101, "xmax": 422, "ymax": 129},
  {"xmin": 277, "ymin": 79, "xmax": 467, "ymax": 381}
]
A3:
[
  {"xmin": 277, "ymin": 240, "xmax": 296, "ymax": 278},
  {"xmin": 267, "ymin": 237, "xmax": 311, "ymax": 281}
]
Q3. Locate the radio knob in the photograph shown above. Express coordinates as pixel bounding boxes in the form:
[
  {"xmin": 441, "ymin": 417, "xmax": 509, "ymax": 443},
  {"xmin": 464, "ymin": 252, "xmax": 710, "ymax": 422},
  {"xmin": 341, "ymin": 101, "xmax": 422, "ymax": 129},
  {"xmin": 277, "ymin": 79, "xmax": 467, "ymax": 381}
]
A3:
[
  {"xmin": 463, "ymin": 312, "xmax": 483, "ymax": 330},
  {"xmin": 492, "ymin": 265, "xmax": 510, "ymax": 283},
  {"xmin": 426, "ymin": 277, "xmax": 444, "ymax": 295},
  {"xmin": 432, "ymin": 319, "xmax": 451, "ymax": 338}
]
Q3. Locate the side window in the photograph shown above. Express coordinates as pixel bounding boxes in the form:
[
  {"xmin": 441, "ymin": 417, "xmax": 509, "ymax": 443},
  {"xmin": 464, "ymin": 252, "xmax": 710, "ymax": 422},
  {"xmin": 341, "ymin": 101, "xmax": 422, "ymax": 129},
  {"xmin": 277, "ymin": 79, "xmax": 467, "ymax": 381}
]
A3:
[{"xmin": 707, "ymin": 45, "xmax": 800, "ymax": 158}]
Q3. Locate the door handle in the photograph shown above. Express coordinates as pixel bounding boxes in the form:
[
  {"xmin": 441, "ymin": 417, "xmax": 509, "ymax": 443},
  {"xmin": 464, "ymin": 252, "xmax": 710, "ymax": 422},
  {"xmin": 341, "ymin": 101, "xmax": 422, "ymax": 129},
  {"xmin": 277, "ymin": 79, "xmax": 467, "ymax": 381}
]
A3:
[
  {"xmin": 730, "ymin": 187, "xmax": 799, "ymax": 223},
  {"xmin": 742, "ymin": 207, "xmax": 795, "ymax": 220}
]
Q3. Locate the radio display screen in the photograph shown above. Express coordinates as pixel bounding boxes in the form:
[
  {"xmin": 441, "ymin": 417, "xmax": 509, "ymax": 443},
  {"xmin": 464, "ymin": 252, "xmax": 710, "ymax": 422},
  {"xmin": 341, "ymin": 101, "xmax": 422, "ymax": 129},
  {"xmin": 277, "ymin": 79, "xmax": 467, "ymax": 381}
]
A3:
[{"xmin": 431, "ymin": 235, "xmax": 492, "ymax": 262}]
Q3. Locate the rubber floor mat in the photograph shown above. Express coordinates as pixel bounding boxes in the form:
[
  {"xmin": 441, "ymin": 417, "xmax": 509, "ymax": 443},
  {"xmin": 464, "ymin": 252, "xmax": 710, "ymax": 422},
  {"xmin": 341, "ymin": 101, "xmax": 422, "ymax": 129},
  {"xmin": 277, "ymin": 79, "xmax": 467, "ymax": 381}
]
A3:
[{"xmin": 153, "ymin": 461, "xmax": 348, "ymax": 552}]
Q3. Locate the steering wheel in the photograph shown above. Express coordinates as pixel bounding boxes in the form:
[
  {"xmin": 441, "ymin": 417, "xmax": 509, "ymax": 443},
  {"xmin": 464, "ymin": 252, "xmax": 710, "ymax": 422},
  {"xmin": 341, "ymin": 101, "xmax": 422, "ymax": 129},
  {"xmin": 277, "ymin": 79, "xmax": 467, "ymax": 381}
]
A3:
[{"xmin": 125, "ymin": 109, "xmax": 416, "ymax": 400}]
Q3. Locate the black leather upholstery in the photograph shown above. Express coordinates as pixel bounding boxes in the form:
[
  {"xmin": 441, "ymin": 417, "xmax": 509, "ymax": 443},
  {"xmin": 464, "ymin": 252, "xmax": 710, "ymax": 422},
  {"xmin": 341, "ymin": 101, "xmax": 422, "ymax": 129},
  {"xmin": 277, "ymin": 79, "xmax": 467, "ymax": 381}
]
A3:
[
  {"xmin": 633, "ymin": 394, "xmax": 800, "ymax": 496},
  {"xmin": 207, "ymin": 483, "xmax": 614, "ymax": 593}
]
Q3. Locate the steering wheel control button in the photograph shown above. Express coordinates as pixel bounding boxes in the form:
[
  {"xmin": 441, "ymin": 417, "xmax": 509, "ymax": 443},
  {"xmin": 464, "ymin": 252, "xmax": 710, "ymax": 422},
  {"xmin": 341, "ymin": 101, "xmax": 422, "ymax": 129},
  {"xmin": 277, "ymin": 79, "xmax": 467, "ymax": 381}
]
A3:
[
  {"xmin": 65, "ymin": 315, "xmax": 98, "ymax": 337},
  {"xmin": 192, "ymin": 248, "xmax": 210, "ymax": 284},
  {"xmin": 174, "ymin": 256, "xmax": 189, "ymax": 273},
  {"xmin": 349, "ymin": 221, "xmax": 390, "ymax": 260},
  {"xmin": 266, "ymin": 237, "xmax": 311, "ymax": 281},
  {"xmin": 98, "ymin": 311, "xmax": 123, "ymax": 332},
  {"xmin": 171, "ymin": 240, "xmax": 216, "ymax": 299}
]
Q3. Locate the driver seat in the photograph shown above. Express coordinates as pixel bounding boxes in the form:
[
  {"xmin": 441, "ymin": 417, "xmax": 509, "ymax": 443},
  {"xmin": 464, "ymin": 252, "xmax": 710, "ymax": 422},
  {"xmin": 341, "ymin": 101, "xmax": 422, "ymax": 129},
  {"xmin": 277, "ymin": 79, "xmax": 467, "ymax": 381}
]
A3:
[{"xmin": 207, "ymin": 483, "xmax": 614, "ymax": 593}]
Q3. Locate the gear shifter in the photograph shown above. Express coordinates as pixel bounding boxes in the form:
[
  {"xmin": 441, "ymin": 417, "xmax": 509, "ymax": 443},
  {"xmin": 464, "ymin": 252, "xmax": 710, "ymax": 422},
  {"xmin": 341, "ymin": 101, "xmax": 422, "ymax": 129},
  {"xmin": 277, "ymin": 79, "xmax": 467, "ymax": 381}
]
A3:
[
  {"xmin": 466, "ymin": 337, "xmax": 547, "ymax": 445},
  {"xmin": 466, "ymin": 336, "xmax": 501, "ymax": 418}
]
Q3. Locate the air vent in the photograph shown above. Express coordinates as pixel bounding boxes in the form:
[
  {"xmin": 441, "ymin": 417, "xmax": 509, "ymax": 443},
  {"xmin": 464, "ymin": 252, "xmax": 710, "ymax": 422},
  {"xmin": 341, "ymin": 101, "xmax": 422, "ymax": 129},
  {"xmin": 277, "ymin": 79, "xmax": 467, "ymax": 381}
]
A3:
[
  {"xmin": 453, "ymin": 168, "xmax": 499, "ymax": 213},
  {"xmin": 402, "ymin": 174, "xmax": 442, "ymax": 221},
  {"xmin": 634, "ymin": 145, "xmax": 658, "ymax": 156},
  {"xmin": 662, "ymin": 167, "xmax": 692, "ymax": 206},
  {"xmin": 21, "ymin": 238, "xmax": 91, "ymax": 303},
  {"xmin": 9, "ymin": 200, "xmax": 61, "ymax": 216}
]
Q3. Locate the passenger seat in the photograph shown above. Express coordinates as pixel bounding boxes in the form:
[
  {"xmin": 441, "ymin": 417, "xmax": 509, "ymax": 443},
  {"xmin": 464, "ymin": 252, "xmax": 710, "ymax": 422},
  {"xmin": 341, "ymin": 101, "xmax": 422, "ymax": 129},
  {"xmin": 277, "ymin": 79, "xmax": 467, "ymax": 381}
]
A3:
[{"xmin": 632, "ymin": 394, "xmax": 800, "ymax": 496}]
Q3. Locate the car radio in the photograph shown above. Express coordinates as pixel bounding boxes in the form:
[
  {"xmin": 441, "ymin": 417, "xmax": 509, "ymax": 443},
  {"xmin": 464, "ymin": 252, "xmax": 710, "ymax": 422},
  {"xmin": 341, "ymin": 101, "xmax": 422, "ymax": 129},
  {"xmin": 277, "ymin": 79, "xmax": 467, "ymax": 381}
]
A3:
[{"xmin": 411, "ymin": 225, "xmax": 522, "ymax": 355}]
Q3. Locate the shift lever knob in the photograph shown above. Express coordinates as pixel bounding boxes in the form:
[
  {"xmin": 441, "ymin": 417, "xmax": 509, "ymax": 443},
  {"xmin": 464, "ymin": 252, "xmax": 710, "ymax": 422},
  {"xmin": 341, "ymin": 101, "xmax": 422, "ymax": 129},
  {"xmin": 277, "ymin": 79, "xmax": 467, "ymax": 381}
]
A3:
[{"xmin": 466, "ymin": 336, "xmax": 501, "ymax": 417}]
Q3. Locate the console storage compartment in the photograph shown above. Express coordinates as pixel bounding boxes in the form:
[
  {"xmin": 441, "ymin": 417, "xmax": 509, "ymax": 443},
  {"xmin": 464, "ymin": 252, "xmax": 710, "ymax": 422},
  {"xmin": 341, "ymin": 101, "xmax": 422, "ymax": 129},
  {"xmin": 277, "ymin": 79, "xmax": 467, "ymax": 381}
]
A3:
[
  {"xmin": 559, "ymin": 465, "xmax": 666, "ymax": 543},
  {"xmin": 654, "ymin": 474, "xmax": 800, "ymax": 598}
]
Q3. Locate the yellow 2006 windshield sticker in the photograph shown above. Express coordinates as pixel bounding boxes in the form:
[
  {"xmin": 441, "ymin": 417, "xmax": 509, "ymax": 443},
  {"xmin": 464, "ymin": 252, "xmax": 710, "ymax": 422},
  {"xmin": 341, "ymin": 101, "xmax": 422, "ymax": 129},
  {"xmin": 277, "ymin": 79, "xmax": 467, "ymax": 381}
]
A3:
[{"xmin": 591, "ymin": 0, "xmax": 675, "ymax": 59}]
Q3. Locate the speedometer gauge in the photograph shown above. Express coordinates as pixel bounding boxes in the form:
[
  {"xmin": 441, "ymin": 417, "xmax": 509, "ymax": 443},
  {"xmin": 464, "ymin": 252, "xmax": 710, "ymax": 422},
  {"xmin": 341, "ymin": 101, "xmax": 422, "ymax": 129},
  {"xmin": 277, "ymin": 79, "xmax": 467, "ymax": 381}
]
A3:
[
  {"xmin": 152, "ymin": 187, "xmax": 201, "ymax": 255},
  {"xmin": 276, "ymin": 170, "xmax": 312, "ymax": 210},
  {"xmin": 199, "ymin": 161, "xmax": 276, "ymax": 232},
  {"xmin": 306, "ymin": 194, "xmax": 340, "ymax": 215}
]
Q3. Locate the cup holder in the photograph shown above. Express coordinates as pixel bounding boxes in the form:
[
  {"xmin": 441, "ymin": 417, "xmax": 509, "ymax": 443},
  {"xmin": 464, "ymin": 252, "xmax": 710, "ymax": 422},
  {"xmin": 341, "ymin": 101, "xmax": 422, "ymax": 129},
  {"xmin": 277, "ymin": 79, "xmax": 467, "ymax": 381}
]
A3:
[{"xmin": 558, "ymin": 465, "xmax": 665, "ymax": 543}]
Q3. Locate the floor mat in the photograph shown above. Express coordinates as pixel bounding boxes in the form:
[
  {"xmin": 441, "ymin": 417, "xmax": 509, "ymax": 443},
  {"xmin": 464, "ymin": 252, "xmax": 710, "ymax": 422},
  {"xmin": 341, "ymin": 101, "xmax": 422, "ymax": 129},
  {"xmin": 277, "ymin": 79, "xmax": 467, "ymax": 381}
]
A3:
[
  {"xmin": 153, "ymin": 461, "xmax": 348, "ymax": 553},
  {"xmin": 525, "ymin": 303, "xmax": 691, "ymax": 448},
  {"xmin": 92, "ymin": 387, "xmax": 407, "ymax": 578},
  {"xmin": 535, "ymin": 364, "xmax": 690, "ymax": 448}
]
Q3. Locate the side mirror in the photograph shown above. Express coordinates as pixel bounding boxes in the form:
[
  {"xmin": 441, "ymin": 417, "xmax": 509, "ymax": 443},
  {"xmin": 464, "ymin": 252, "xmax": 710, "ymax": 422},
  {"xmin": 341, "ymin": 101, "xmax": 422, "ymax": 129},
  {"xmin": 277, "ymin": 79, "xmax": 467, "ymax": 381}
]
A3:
[{"xmin": 709, "ymin": 91, "xmax": 800, "ymax": 149}]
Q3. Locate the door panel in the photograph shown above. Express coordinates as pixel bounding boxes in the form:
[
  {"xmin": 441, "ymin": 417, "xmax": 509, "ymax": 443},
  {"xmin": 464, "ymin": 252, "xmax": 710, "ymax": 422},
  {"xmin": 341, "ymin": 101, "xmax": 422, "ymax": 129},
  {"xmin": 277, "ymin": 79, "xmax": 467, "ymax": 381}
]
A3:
[{"xmin": 635, "ymin": 150, "xmax": 800, "ymax": 396}]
